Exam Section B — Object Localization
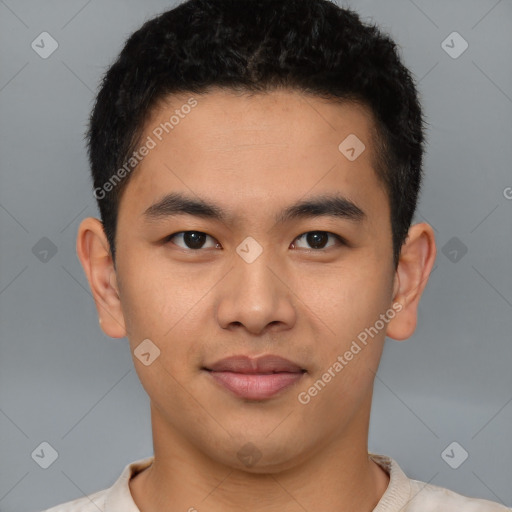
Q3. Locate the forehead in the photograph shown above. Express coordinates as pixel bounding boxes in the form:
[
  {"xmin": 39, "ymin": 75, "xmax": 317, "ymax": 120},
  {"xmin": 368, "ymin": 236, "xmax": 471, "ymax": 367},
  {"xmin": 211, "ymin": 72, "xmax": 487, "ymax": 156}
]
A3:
[{"xmin": 118, "ymin": 89, "xmax": 388, "ymax": 229}]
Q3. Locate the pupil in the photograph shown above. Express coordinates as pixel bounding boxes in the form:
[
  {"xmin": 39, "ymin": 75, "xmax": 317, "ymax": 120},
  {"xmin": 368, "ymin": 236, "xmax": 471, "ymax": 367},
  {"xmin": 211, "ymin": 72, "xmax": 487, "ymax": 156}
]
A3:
[
  {"xmin": 184, "ymin": 232, "xmax": 205, "ymax": 249},
  {"xmin": 307, "ymin": 231, "xmax": 327, "ymax": 249}
]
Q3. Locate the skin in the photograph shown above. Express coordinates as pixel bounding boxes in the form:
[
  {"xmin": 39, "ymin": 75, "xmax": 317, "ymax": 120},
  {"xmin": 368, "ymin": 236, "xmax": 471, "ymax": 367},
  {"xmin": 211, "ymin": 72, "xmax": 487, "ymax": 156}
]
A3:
[{"xmin": 77, "ymin": 89, "xmax": 436, "ymax": 512}]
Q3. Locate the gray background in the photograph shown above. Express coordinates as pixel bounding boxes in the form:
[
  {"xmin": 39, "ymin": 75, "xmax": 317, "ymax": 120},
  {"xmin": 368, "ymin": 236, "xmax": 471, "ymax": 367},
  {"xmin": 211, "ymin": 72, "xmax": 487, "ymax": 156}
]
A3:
[{"xmin": 0, "ymin": 0, "xmax": 511, "ymax": 511}]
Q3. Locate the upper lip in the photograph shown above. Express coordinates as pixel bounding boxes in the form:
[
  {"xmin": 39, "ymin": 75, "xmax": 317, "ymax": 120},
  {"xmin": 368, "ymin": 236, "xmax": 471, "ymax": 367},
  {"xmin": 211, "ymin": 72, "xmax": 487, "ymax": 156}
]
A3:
[{"xmin": 204, "ymin": 355, "xmax": 305, "ymax": 374}]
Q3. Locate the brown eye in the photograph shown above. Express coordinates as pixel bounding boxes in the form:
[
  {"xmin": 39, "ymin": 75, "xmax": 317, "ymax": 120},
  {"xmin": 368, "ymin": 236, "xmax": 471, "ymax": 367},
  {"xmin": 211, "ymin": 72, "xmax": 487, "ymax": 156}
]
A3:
[
  {"xmin": 291, "ymin": 231, "xmax": 344, "ymax": 250},
  {"xmin": 166, "ymin": 231, "xmax": 219, "ymax": 250}
]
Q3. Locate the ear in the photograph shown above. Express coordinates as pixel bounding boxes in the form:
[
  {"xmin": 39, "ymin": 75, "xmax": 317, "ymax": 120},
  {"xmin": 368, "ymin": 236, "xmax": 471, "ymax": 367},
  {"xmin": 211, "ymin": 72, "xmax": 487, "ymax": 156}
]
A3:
[
  {"xmin": 76, "ymin": 217, "xmax": 127, "ymax": 339},
  {"xmin": 386, "ymin": 222, "xmax": 436, "ymax": 341}
]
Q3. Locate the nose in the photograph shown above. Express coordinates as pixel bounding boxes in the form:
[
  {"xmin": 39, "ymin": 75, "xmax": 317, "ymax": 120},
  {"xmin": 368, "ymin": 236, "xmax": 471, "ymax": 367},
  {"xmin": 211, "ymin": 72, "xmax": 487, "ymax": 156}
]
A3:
[{"xmin": 215, "ymin": 249, "xmax": 297, "ymax": 335}]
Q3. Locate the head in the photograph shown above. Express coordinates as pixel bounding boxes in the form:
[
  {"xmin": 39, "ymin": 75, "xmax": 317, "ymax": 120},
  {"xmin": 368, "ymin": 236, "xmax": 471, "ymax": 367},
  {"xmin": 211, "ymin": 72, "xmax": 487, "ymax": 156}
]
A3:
[
  {"xmin": 78, "ymin": 0, "xmax": 435, "ymax": 472},
  {"xmin": 87, "ymin": 0, "xmax": 425, "ymax": 269}
]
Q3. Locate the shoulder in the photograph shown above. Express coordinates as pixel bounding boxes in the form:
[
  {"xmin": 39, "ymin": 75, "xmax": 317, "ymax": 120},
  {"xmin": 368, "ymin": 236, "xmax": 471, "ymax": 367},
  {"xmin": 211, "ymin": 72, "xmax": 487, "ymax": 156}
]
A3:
[
  {"xmin": 41, "ymin": 488, "xmax": 108, "ymax": 512},
  {"xmin": 369, "ymin": 453, "xmax": 510, "ymax": 512},
  {"xmin": 408, "ymin": 478, "xmax": 511, "ymax": 511},
  {"xmin": 39, "ymin": 456, "xmax": 154, "ymax": 512}
]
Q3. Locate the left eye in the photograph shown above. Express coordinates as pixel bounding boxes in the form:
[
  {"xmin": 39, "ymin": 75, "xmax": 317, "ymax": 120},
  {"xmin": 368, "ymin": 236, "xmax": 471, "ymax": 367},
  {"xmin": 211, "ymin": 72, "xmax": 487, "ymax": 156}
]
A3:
[{"xmin": 291, "ymin": 231, "xmax": 344, "ymax": 250}]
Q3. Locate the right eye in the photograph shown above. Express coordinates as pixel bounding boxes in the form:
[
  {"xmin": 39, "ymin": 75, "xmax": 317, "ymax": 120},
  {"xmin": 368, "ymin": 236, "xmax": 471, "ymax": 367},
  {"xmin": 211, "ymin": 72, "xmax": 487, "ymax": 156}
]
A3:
[{"xmin": 164, "ymin": 231, "xmax": 221, "ymax": 251}]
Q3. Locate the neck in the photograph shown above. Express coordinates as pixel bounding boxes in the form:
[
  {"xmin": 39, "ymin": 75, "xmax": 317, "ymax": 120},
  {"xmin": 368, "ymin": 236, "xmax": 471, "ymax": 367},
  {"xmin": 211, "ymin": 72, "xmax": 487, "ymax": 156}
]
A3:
[{"xmin": 130, "ymin": 396, "xmax": 389, "ymax": 512}]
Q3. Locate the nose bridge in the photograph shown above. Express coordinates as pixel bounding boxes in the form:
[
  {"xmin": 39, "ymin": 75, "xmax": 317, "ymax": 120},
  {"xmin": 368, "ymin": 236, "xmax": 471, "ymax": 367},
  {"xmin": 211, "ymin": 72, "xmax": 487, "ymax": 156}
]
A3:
[
  {"xmin": 235, "ymin": 246, "xmax": 278, "ymax": 298},
  {"xmin": 216, "ymin": 242, "xmax": 296, "ymax": 333}
]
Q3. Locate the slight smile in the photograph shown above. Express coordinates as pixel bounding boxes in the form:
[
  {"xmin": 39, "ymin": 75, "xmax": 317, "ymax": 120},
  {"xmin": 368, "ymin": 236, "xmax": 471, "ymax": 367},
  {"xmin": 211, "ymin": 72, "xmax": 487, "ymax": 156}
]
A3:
[{"xmin": 203, "ymin": 355, "xmax": 307, "ymax": 400}]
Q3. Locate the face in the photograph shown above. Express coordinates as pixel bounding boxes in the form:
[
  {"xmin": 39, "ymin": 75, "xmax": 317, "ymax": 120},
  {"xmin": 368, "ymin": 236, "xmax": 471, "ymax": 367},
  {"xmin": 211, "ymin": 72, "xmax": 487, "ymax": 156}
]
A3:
[{"xmin": 99, "ymin": 89, "xmax": 400, "ymax": 471}]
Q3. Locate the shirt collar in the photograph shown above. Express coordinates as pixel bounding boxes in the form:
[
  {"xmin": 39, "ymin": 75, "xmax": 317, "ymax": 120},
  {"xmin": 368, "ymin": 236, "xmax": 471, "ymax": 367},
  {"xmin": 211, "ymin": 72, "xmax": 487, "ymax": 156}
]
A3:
[
  {"xmin": 104, "ymin": 456, "xmax": 154, "ymax": 512},
  {"xmin": 369, "ymin": 452, "xmax": 412, "ymax": 511},
  {"xmin": 103, "ymin": 453, "xmax": 411, "ymax": 512}
]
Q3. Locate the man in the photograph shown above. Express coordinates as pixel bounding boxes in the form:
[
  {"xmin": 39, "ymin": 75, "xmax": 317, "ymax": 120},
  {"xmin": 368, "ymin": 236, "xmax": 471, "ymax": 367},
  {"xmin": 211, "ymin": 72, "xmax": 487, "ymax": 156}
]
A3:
[{"xmin": 45, "ymin": 0, "xmax": 509, "ymax": 510}]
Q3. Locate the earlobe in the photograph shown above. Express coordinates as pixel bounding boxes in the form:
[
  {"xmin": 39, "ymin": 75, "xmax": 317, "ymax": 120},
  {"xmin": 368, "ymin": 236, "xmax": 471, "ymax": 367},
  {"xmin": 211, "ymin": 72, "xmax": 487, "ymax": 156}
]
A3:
[
  {"xmin": 76, "ymin": 217, "xmax": 127, "ymax": 339},
  {"xmin": 386, "ymin": 222, "xmax": 436, "ymax": 341}
]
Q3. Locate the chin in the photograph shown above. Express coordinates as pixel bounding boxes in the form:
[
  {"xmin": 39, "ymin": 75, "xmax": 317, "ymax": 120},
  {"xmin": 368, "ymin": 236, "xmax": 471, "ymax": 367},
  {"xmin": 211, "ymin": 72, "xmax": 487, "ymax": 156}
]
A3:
[{"xmin": 206, "ymin": 434, "xmax": 309, "ymax": 474}]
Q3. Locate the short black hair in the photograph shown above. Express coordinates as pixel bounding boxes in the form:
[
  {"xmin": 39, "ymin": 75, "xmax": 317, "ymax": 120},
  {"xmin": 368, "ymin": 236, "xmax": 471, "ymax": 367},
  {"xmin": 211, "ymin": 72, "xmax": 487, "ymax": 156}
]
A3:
[{"xmin": 86, "ymin": 0, "xmax": 426, "ymax": 269}]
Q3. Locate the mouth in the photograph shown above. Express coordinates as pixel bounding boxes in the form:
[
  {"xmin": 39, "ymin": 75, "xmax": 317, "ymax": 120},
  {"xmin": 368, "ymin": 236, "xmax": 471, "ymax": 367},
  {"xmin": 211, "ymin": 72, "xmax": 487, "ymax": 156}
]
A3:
[{"xmin": 203, "ymin": 355, "xmax": 307, "ymax": 400}]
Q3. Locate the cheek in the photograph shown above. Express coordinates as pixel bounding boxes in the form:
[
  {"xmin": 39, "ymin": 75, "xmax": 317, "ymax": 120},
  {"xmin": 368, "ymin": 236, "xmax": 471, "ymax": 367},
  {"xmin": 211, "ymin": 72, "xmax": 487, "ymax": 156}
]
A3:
[
  {"xmin": 116, "ymin": 260, "xmax": 174, "ymax": 343},
  {"xmin": 117, "ymin": 254, "xmax": 219, "ymax": 363},
  {"xmin": 296, "ymin": 259, "xmax": 391, "ymax": 340},
  {"xmin": 294, "ymin": 260, "xmax": 392, "ymax": 402}
]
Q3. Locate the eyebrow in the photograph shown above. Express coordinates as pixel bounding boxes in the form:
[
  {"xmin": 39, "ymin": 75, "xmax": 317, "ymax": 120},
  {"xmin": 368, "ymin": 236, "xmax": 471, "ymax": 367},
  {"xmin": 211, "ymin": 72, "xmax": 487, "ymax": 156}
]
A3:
[{"xmin": 142, "ymin": 192, "xmax": 366, "ymax": 225}]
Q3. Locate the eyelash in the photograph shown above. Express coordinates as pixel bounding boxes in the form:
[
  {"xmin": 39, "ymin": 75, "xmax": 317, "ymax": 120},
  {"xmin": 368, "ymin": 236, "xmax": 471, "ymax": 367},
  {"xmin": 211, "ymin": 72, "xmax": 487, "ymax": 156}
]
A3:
[{"xmin": 164, "ymin": 231, "xmax": 346, "ymax": 251}]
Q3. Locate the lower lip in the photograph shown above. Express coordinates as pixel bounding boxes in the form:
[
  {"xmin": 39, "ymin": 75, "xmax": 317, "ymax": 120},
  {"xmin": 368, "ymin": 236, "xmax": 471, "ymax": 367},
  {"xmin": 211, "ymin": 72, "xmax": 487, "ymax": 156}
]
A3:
[{"xmin": 207, "ymin": 371, "xmax": 305, "ymax": 400}]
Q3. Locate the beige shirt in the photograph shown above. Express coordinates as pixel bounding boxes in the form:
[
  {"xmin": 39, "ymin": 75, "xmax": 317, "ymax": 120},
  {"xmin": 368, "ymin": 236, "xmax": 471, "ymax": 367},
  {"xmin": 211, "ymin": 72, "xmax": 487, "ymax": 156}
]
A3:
[{"xmin": 43, "ymin": 453, "xmax": 510, "ymax": 511}]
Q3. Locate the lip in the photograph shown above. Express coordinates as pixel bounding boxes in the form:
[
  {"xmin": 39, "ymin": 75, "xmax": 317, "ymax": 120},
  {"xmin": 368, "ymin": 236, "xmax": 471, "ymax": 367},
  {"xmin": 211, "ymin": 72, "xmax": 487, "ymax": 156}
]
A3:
[{"xmin": 204, "ymin": 355, "xmax": 306, "ymax": 400}]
